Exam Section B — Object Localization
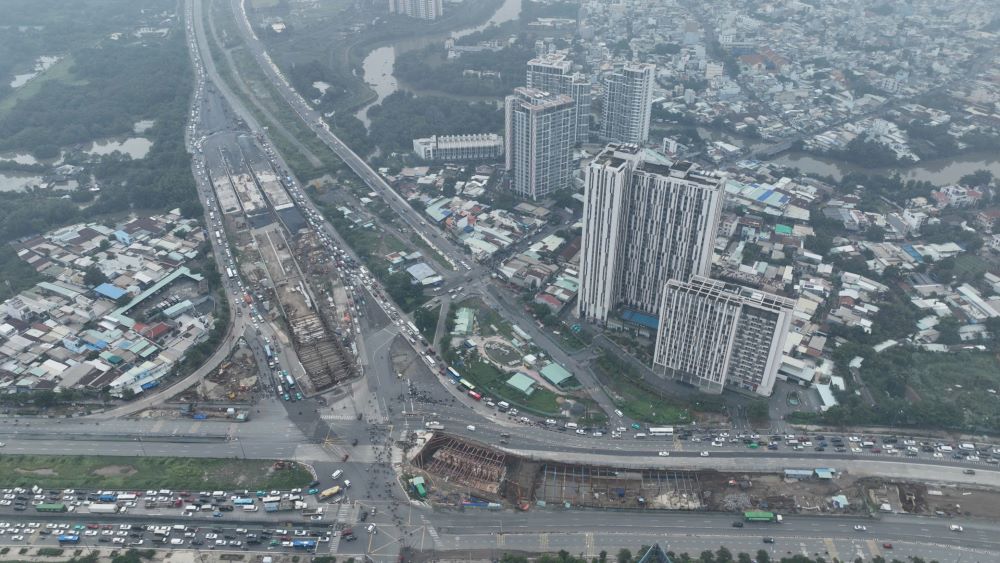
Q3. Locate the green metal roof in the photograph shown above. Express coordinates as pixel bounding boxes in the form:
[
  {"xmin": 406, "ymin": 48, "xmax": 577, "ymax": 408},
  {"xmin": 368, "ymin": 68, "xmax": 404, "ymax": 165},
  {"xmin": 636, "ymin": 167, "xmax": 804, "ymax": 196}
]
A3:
[
  {"xmin": 505, "ymin": 372, "xmax": 536, "ymax": 395},
  {"xmin": 540, "ymin": 363, "xmax": 573, "ymax": 386}
]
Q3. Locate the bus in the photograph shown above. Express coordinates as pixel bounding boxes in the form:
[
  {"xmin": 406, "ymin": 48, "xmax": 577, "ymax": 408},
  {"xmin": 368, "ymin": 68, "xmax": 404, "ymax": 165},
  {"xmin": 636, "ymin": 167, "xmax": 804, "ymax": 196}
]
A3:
[
  {"xmin": 425, "ymin": 355, "xmax": 436, "ymax": 367},
  {"xmin": 458, "ymin": 379, "xmax": 475, "ymax": 392},
  {"xmin": 284, "ymin": 371, "xmax": 295, "ymax": 388},
  {"xmin": 446, "ymin": 367, "xmax": 462, "ymax": 382},
  {"xmin": 214, "ymin": 230, "xmax": 222, "ymax": 240},
  {"xmin": 292, "ymin": 540, "xmax": 317, "ymax": 550},
  {"xmin": 58, "ymin": 535, "xmax": 80, "ymax": 544},
  {"xmin": 117, "ymin": 493, "xmax": 137, "ymax": 502},
  {"xmin": 36, "ymin": 503, "xmax": 66, "ymax": 513},
  {"xmin": 226, "ymin": 267, "xmax": 235, "ymax": 279},
  {"xmin": 648, "ymin": 427, "xmax": 674, "ymax": 437},
  {"xmin": 233, "ymin": 498, "xmax": 255, "ymax": 506},
  {"xmin": 263, "ymin": 344, "xmax": 273, "ymax": 359},
  {"xmin": 406, "ymin": 321, "xmax": 418, "ymax": 334},
  {"xmin": 318, "ymin": 486, "xmax": 341, "ymax": 500},
  {"xmin": 468, "ymin": 390, "xmax": 482, "ymax": 401}
]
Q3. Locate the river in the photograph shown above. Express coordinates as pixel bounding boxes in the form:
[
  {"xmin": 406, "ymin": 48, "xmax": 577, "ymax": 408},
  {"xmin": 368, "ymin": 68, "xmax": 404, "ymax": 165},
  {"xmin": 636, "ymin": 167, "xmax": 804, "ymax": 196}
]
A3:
[{"xmin": 355, "ymin": 0, "xmax": 523, "ymax": 126}]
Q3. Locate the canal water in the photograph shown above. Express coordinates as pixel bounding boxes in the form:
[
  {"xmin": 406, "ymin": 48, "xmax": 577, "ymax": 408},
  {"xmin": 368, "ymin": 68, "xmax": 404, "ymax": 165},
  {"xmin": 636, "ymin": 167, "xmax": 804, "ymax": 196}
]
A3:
[{"xmin": 660, "ymin": 125, "xmax": 1000, "ymax": 186}]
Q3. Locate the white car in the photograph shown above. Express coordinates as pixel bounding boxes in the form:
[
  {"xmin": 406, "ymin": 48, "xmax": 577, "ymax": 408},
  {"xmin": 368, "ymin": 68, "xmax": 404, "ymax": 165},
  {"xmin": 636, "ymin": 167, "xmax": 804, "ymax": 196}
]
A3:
[
  {"xmin": 933, "ymin": 452, "xmax": 944, "ymax": 458},
  {"xmin": 854, "ymin": 525, "xmax": 867, "ymax": 531},
  {"xmin": 658, "ymin": 451, "xmax": 670, "ymax": 457},
  {"xmin": 950, "ymin": 524, "xmax": 964, "ymax": 532},
  {"xmin": 700, "ymin": 451, "xmax": 710, "ymax": 457}
]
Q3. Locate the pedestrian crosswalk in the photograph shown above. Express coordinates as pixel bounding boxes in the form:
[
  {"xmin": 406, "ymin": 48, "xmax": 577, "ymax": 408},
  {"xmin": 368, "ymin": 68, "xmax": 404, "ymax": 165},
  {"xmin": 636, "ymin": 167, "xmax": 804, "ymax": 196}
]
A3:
[
  {"xmin": 320, "ymin": 412, "xmax": 359, "ymax": 421},
  {"xmin": 328, "ymin": 502, "xmax": 357, "ymax": 553},
  {"xmin": 419, "ymin": 514, "xmax": 442, "ymax": 548}
]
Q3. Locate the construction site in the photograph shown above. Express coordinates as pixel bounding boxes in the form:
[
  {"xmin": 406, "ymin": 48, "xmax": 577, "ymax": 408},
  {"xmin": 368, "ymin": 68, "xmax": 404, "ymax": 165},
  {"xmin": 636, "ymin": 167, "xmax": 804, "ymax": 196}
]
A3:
[
  {"xmin": 405, "ymin": 433, "xmax": 886, "ymax": 516},
  {"xmin": 250, "ymin": 221, "xmax": 356, "ymax": 395},
  {"xmin": 176, "ymin": 345, "xmax": 259, "ymax": 403}
]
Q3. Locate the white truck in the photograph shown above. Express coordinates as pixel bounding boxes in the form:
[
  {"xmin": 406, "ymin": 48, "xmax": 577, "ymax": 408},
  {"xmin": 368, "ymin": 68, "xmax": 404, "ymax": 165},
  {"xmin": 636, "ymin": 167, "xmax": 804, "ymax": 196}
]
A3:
[{"xmin": 89, "ymin": 504, "xmax": 119, "ymax": 514}]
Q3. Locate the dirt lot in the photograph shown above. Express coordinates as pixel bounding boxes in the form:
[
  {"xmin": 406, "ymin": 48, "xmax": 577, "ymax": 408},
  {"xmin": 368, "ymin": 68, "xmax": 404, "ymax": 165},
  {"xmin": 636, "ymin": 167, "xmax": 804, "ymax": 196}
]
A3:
[
  {"xmin": 701, "ymin": 472, "xmax": 867, "ymax": 515},
  {"xmin": 887, "ymin": 480, "xmax": 1000, "ymax": 519}
]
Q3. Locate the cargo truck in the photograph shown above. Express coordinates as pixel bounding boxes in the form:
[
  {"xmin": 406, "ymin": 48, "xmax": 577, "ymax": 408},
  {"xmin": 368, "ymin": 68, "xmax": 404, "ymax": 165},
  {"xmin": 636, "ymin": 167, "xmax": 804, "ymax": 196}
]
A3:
[
  {"xmin": 89, "ymin": 503, "xmax": 119, "ymax": 514},
  {"xmin": 744, "ymin": 510, "xmax": 783, "ymax": 523}
]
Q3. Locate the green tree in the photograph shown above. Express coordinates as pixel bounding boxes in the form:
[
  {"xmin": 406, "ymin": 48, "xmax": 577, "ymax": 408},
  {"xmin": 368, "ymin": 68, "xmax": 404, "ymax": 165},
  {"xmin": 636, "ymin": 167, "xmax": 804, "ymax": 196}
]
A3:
[
  {"xmin": 936, "ymin": 317, "xmax": 962, "ymax": 345},
  {"xmin": 617, "ymin": 548, "xmax": 632, "ymax": 563},
  {"xmin": 83, "ymin": 265, "xmax": 109, "ymax": 287}
]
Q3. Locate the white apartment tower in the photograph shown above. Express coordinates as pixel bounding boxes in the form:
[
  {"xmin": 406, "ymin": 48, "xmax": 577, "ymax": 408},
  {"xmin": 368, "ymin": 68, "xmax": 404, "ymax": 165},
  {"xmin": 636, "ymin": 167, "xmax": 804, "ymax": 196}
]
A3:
[
  {"xmin": 504, "ymin": 87, "xmax": 576, "ymax": 200},
  {"xmin": 652, "ymin": 276, "xmax": 794, "ymax": 397},
  {"xmin": 601, "ymin": 63, "xmax": 654, "ymax": 144},
  {"xmin": 526, "ymin": 53, "xmax": 592, "ymax": 143},
  {"xmin": 389, "ymin": 0, "xmax": 442, "ymax": 20},
  {"xmin": 577, "ymin": 144, "xmax": 723, "ymax": 323}
]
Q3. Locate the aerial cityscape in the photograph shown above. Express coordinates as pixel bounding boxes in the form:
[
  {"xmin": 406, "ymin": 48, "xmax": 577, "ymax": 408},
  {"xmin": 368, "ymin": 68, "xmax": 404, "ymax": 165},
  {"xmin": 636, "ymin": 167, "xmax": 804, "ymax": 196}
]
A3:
[{"xmin": 0, "ymin": 0, "xmax": 999, "ymax": 562}]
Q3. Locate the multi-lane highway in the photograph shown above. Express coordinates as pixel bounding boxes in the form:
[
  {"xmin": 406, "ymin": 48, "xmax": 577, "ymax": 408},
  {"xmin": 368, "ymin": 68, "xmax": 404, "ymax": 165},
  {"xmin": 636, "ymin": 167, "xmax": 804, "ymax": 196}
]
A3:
[{"xmin": 33, "ymin": 1, "xmax": 990, "ymax": 561}]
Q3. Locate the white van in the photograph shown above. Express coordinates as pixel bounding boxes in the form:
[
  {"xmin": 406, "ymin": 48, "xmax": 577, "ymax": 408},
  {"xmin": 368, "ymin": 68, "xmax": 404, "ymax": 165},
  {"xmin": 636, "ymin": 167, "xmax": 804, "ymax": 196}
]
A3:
[
  {"xmin": 331, "ymin": 470, "xmax": 344, "ymax": 480},
  {"xmin": 959, "ymin": 443, "xmax": 976, "ymax": 451},
  {"xmin": 938, "ymin": 445, "xmax": 954, "ymax": 453},
  {"xmin": 564, "ymin": 422, "xmax": 578, "ymax": 429}
]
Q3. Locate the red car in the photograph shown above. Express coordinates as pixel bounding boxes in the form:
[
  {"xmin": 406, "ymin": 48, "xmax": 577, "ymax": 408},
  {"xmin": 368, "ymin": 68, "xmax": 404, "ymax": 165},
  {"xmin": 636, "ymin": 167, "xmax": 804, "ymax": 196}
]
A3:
[{"xmin": 882, "ymin": 543, "xmax": 893, "ymax": 550}]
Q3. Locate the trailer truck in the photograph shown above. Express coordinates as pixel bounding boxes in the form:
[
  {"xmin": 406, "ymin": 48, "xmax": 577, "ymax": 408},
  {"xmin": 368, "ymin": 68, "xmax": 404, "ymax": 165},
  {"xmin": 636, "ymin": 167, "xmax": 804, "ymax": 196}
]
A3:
[{"xmin": 744, "ymin": 511, "xmax": 783, "ymax": 523}]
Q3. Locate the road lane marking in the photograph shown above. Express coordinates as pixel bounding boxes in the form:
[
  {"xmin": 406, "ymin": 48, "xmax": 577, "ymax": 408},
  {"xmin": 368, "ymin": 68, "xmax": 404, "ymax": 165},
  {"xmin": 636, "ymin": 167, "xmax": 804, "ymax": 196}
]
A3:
[
  {"xmin": 866, "ymin": 539, "xmax": 882, "ymax": 558},
  {"xmin": 824, "ymin": 538, "xmax": 840, "ymax": 561}
]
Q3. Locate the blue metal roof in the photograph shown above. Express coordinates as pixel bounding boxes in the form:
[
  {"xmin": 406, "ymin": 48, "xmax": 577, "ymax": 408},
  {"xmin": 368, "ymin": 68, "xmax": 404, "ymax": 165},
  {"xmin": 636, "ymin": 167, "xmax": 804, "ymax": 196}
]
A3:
[
  {"xmin": 95, "ymin": 283, "xmax": 127, "ymax": 300},
  {"xmin": 622, "ymin": 309, "xmax": 659, "ymax": 330}
]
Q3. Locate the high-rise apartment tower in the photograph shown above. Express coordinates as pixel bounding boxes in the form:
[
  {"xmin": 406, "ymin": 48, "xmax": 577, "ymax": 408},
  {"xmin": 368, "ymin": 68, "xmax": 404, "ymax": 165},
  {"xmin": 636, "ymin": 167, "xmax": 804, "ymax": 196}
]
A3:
[
  {"xmin": 601, "ymin": 63, "xmax": 654, "ymax": 144},
  {"xmin": 504, "ymin": 87, "xmax": 576, "ymax": 200}
]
